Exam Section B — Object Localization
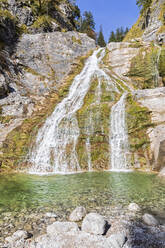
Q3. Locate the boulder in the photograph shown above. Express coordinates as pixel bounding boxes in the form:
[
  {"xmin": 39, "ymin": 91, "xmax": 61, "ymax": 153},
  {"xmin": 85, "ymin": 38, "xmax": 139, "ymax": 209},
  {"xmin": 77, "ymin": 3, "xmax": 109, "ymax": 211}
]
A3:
[
  {"xmin": 107, "ymin": 233, "xmax": 127, "ymax": 248},
  {"xmin": 128, "ymin": 203, "xmax": 140, "ymax": 212},
  {"xmin": 47, "ymin": 221, "xmax": 79, "ymax": 235},
  {"xmin": 81, "ymin": 213, "xmax": 107, "ymax": 235},
  {"xmin": 69, "ymin": 206, "xmax": 86, "ymax": 222},
  {"xmin": 142, "ymin": 213, "xmax": 159, "ymax": 226}
]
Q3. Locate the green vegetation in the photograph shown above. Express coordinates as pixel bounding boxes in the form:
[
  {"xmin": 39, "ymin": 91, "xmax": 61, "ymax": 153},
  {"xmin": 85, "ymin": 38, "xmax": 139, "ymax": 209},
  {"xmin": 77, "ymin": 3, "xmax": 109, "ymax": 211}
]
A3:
[
  {"xmin": 97, "ymin": 26, "xmax": 106, "ymax": 47},
  {"xmin": 79, "ymin": 11, "xmax": 96, "ymax": 40},
  {"xmin": 158, "ymin": 46, "xmax": 165, "ymax": 85},
  {"xmin": 76, "ymin": 75, "xmax": 118, "ymax": 171},
  {"xmin": 126, "ymin": 94, "xmax": 153, "ymax": 168},
  {"xmin": 108, "ymin": 27, "xmax": 129, "ymax": 42},
  {"xmin": 136, "ymin": 0, "xmax": 152, "ymax": 13},
  {"xmin": 127, "ymin": 45, "xmax": 161, "ymax": 89}
]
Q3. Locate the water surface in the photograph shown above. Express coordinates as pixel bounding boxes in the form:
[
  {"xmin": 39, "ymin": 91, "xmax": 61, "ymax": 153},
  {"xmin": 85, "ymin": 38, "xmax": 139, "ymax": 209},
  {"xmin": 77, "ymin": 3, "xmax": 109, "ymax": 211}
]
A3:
[{"xmin": 0, "ymin": 171, "xmax": 164, "ymax": 215}]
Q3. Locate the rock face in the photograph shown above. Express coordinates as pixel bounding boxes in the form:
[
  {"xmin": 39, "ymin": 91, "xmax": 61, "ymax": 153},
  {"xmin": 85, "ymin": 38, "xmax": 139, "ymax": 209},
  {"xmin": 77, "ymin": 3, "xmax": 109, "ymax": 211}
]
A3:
[
  {"xmin": 81, "ymin": 213, "xmax": 107, "ymax": 235},
  {"xmin": 124, "ymin": 0, "xmax": 165, "ymax": 43},
  {"xmin": 0, "ymin": 0, "xmax": 79, "ymax": 46},
  {"xmin": 0, "ymin": 31, "xmax": 96, "ymax": 170}
]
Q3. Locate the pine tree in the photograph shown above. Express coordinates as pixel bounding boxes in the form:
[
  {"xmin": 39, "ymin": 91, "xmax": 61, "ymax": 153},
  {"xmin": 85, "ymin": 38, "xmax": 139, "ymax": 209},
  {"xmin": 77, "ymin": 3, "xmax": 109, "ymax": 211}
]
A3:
[
  {"xmin": 108, "ymin": 31, "xmax": 116, "ymax": 42},
  {"xmin": 79, "ymin": 11, "xmax": 96, "ymax": 40},
  {"xmin": 97, "ymin": 26, "xmax": 106, "ymax": 47}
]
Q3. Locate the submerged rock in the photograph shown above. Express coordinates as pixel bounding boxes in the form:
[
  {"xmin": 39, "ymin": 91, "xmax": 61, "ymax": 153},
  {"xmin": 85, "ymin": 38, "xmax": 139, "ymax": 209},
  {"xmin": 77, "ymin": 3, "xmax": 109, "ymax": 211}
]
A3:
[
  {"xmin": 81, "ymin": 213, "xmax": 108, "ymax": 235},
  {"xmin": 142, "ymin": 213, "xmax": 159, "ymax": 226},
  {"xmin": 128, "ymin": 203, "xmax": 140, "ymax": 212},
  {"xmin": 69, "ymin": 206, "xmax": 86, "ymax": 222}
]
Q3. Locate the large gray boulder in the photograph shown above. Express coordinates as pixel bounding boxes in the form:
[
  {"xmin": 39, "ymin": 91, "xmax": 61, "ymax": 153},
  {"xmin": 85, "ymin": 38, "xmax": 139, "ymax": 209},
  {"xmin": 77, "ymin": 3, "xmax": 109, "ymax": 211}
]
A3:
[
  {"xmin": 81, "ymin": 213, "xmax": 107, "ymax": 235},
  {"xmin": 69, "ymin": 206, "xmax": 86, "ymax": 222}
]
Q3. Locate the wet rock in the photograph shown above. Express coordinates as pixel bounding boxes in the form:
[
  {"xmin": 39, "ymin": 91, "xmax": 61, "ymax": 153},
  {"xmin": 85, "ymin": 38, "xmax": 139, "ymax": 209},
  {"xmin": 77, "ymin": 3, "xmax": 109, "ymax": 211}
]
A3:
[
  {"xmin": 107, "ymin": 233, "xmax": 127, "ymax": 248},
  {"xmin": 128, "ymin": 203, "xmax": 140, "ymax": 212},
  {"xmin": 142, "ymin": 213, "xmax": 159, "ymax": 226},
  {"xmin": 82, "ymin": 213, "xmax": 107, "ymax": 235},
  {"xmin": 47, "ymin": 221, "xmax": 79, "ymax": 235},
  {"xmin": 69, "ymin": 206, "xmax": 86, "ymax": 222},
  {"xmin": 45, "ymin": 212, "xmax": 57, "ymax": 218}
]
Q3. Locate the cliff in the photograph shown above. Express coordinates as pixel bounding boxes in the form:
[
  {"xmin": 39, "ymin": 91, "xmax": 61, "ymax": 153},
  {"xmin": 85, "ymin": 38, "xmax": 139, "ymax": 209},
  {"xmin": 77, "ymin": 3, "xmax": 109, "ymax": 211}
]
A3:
[{"xmin": 124, "ymin": 0, "xmax": 165, "ymax": 43}]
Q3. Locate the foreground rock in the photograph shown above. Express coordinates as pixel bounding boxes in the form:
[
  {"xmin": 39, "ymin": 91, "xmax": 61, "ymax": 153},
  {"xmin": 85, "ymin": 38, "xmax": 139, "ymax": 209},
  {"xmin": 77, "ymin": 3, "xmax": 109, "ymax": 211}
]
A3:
[
  {"xmin": 82, "ymin": 213, "xmax": 108, "ymax": 235},
  {"xmin": 47, "ymin": 221, "xmax": 79, "ymax": 235},
  {"xmin": 142, "ymin": 213, "xmax": 159, "ymax": 226},
  {"xmin": 107, "ymin": 233, "xmax": 126, "ymax": 248},
  {"xmin": 69, "ymin": 206, "xmax": 86, "ymax": 222}
]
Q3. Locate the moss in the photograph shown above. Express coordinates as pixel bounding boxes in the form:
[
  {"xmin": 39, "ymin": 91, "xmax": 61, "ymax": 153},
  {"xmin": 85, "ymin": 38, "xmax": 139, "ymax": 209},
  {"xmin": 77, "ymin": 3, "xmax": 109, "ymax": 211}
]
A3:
[
  {"xmin": 159, "ymin": 3, "xmax": 165, "ymax": 24},
  {"xmin": 31, "ymin": 15, "xmax": 55, "ymax": 29},
  {"xmin": 71, "ymin": 36, "xmax": 82, "ymax": 45},
  {"xmin": 76, "ymin": 75, "xmax": 115, "ymax": 171},
  {"xmin": 127, "ymin": 45, "xmax": 161, "ymax": 89},
  {"xmin": 0, "ymin": 115, "xmax": 13, "ymax": 124},
  {"xmin": 158, "ymin": 47, "xmax": 165, "ymax": 85},
  {"xmin": 0, "ymin": 51, "xmax": 93, "ymax": 172},
  {"xmin": 126, "ymin": 94, "xmax": 153, "ymax": 168}
]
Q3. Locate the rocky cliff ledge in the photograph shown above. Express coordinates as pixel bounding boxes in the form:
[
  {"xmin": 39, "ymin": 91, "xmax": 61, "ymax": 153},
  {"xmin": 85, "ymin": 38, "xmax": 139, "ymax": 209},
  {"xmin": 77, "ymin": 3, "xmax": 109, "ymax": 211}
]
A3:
[
  {"xmin": 0, "ymin": 31, "xmax": 96, "ymax": 171},
  {"xmin": 124, "ymin": 0, "xmax": 165, "ymax": 43}
]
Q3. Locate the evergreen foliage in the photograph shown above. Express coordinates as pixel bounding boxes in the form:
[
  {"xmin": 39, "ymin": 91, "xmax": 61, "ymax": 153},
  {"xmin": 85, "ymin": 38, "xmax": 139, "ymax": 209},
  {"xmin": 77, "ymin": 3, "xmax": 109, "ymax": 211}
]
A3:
[
  {"xmin": 108, "ymin": 27, "xmax": 129, "ymax": 42},
  {"xmin": 97, "ymin": 26, "xmax": 106, "ymax": 47},
  {"xmin": 136, "ymin": 0, "xmax": 152, "ymax": 12},
  {"xmin": 79, "ymin": 11, "xmax": 96, "ymax": 40}
]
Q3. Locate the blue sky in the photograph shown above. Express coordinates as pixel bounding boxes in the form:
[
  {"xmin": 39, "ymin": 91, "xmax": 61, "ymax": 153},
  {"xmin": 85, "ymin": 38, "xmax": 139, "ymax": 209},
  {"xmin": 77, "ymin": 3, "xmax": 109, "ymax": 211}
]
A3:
[{"xmin": 76, "ymin": 0, "xmax": 139, "ymax": 42}]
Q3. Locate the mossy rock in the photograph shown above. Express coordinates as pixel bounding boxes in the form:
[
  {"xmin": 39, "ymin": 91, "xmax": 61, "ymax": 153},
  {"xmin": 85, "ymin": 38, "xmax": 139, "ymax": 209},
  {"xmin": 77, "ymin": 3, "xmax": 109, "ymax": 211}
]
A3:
[
  {"xmin": 126, "ymin": 93, "xmax": 153, "ymax": 168},
  {"xmin": 127, "ymin": 45, "xmax": 161, "ymax": 89}
]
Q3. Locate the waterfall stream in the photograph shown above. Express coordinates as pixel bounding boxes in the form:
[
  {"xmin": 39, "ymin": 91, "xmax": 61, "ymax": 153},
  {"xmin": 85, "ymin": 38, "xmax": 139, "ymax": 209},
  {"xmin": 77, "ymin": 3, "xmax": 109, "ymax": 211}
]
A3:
[
  {"xmin": 110, "ymin": 93, "xmax": 130, "ymax": 171},
  {"xmin": 29, "ymin": 48, "xmax": 130, "ymax": 174},
  {"xmin": 154, "ymin": 44, "xmax": 161, "ymax": 87}
]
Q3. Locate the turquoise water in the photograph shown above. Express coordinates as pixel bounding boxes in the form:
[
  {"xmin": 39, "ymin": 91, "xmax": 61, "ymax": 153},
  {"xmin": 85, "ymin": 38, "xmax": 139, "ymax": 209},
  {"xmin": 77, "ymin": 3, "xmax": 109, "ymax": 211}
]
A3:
[{"xmin": 0, "ymin": 171, "xmax": 165, "ymax": 215}]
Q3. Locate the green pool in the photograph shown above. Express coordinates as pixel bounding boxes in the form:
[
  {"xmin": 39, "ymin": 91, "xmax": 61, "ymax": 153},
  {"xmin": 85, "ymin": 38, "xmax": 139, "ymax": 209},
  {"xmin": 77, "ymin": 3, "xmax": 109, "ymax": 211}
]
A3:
[{"xmin": 0, "ymin": 171, "xmax": 165, "ymax": 215}]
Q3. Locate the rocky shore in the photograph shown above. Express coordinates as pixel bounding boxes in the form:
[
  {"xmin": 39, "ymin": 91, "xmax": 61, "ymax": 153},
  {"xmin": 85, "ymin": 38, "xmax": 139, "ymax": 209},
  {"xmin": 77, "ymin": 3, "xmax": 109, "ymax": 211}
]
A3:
[{"xmin": 3, "ymin": 204, "xmax": 165, "ymax": 248}]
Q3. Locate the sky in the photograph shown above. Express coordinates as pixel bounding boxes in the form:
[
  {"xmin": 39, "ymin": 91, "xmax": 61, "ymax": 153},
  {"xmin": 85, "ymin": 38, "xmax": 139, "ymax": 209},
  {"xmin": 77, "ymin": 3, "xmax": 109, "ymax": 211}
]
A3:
[{"xmin": 76, "ymin": 0, "xmax": 140, "ymax": 42}]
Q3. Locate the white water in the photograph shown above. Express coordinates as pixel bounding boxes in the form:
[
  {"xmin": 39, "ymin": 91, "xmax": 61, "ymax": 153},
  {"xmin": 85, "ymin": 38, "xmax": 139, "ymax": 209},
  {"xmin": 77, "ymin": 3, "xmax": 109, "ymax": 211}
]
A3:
[
  {"xmin": 29, "ymin": 48, "xmax": 119, "ymax": 174},
  {"xmin": 154, "ymin": 44, "xmax": 161, "ymax": 87},
  {"xmin": 29, "ymin": 47, "xmax": 131, "ymax": 174},
  {"xmin": 110, "ymin": 92, "xmax": 130, "ymax": 171}
]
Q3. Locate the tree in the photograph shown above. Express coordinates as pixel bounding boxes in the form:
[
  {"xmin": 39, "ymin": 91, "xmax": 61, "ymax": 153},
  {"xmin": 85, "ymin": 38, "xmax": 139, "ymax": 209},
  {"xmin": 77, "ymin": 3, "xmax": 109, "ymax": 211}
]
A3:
[
  {"xmin": 80, "ymin": 11, "xmax": 95, "ymax": 32},
  {"xmin": 108, "ymin": 31, "xmax": 116, "ymax": 42},
  {"xmin": 108, "ymin": 27, "xmax": 129, "ymax": 43},
  {"xmin": 79, "ymin": 11, "xmax": 96, "ymax": 40},
  {"xmin": 136, "ymin": 0, "xmax": 152, "ymax": 12},
  {"xmin": 97, "ymin": 26, "xmax": 106, "ymax": 47}
]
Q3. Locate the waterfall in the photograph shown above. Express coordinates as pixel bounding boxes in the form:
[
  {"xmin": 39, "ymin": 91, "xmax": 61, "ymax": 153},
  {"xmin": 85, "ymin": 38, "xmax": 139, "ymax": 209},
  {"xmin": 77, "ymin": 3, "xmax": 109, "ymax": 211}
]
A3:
[
  {"xmin": 110, "ymin": 92, "xmax": 130, "ymax": 171},
  {"xmin": 29, "ymin": 48, "xmax": 119, "ymax": 174},
  {"xmin": 154, "ymin": 45, "xmax": 161, "ymax": 87}
]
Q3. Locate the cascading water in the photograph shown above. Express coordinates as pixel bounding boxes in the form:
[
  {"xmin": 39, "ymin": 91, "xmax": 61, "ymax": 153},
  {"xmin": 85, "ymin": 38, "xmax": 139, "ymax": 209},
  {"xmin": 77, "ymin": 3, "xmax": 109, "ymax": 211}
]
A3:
[
  {"xmin": 29, "ymin": 47, "xmax": 131, "ymax": 174},
  {"xmin": 154, "ymin": 44, "xmax": 161, "ymax": 87},
  {"xmin": 29, "ymin": 48, "xmax": 119, "ymax": 174},
  {"xmin": 110, "ymin": 92, "xmax": 130, "ymax": 171}
]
